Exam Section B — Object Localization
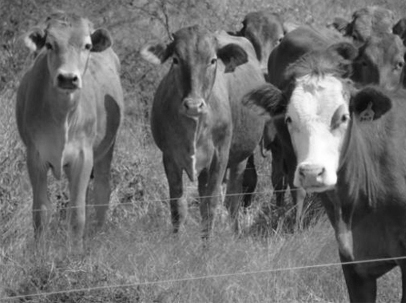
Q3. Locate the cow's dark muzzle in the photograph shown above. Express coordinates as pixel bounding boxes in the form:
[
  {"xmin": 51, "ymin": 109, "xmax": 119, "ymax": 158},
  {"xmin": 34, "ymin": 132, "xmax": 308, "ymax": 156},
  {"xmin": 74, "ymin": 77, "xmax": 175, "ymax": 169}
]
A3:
[
  {"xmin": 181, "ymin": 97, "xmax": 208, "ymax": 117},
  {"xmin": 56, "ymin": 73, "xmax": 80, "ymax": 90}
]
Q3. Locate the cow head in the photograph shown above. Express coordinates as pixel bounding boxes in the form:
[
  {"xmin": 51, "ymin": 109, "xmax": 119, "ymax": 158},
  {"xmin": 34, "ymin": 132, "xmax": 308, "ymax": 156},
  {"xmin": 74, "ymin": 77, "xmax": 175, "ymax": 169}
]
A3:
[
  {"xmin": 353, "ymin": 33, "xmax": 405, "ymax": 91},
  {"xmin": 24, "ymin": 12, "xmax": 112, "ymax": 94},
  {"xmin": 346, "ymin": 6, "xmax": 395, "ymax": 44},
  {"xmin": 141, "ymin": 25, "xmax": 248, "ymax": 118},
  {"xmin": 245, "ymin": 43, "xmax": 357, "ymax": 193},
  {"xmin": 238, "ymin": 11, "xmax": 284, "ymax": 73}
]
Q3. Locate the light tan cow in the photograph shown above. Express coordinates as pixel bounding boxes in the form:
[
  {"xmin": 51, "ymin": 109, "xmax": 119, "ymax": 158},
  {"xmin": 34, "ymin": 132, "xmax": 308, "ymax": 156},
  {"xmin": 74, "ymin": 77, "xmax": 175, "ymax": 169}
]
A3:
[{"xmin": 16, "ymin": 12, "xmax": 124, "ymax": 251}]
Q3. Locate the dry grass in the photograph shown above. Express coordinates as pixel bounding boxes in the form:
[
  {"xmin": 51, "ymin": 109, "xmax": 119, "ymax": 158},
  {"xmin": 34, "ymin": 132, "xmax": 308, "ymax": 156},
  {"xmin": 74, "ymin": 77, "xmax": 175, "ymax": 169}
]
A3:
[{"xmin": 1, "ymin": 0, "xmax": 406, "ymax": 302}]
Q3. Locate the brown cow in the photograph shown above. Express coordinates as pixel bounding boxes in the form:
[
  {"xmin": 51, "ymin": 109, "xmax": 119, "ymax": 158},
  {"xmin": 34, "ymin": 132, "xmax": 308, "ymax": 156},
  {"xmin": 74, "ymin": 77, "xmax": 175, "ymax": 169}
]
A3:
[
  {"xmin": 246, "ymin": 45, "xmax": 406, "ymax": 300},
  {"xmin": 229, "ymin": 11, "xmax": 286, "ymax": 209},
  {"xmin": 231, "ymin": 11, "xmax": 284, "ymax": 80},
  {"xmin": 141, "ymin": 26, "xmax": 265, "ymax": 236},
  {"xmin": 329, "ymin": 6, "xmax": 396, "ymax": 44},
  {"xmin": 16, "ymin": 12, "xmax": 124, "ymax": 251}
]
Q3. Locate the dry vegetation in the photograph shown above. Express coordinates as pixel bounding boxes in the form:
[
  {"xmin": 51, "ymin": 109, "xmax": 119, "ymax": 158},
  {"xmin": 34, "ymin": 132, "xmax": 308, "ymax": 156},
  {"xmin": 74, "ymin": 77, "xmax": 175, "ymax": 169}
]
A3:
[{"xmin": 1, "ymin": 0, "xmax": 406, "ymax": 302}]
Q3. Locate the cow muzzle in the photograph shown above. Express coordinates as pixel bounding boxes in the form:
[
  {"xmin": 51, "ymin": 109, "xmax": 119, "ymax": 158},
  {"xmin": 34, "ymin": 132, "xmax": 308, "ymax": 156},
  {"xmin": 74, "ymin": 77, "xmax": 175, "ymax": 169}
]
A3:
[
  {"xmin": 297, "ymin": 163, "xmax": 332, "ymax": 192},
  {"xmin": 181, "ymin": 97, "xmax": 208, "ymax": 117},
  {"xmin": 55, "ymin": 72, "xmax": 81, "ymax": 91}
]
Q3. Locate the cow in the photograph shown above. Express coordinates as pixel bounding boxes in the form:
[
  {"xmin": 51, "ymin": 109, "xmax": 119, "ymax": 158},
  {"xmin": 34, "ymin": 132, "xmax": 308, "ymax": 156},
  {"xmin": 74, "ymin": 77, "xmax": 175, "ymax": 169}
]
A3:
[
  {"xmin": 329, "ymin": 6, "xmax": 396, "ymax": 44},
  {"xmin": 229, "ymin": 11, "xmax": 286, "ymax": 209},
  {"xmin": 140, "ymin": 25, "xmax": 265, "ymax": 237},
  {"xmin": 265, "ymin": 24, "xmax": 405, "ymax": 230},
  {"xmin": 230, "ymin": 11, "xmax": 284, "ymax": 80},
  {"xmin": 16, "ymin": 12, "xmax": 124, "ymax": 252},
  {"xmin": 245, "ymin": 35, "xmax": 406, "ymax": 302}
]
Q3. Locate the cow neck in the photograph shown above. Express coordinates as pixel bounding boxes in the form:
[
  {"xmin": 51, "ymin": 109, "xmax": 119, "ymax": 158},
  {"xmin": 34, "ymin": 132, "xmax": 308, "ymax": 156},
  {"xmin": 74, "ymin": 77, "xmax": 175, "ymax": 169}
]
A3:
[
  {"xmin": 181, "ymin": 113, "xmax": 209, "ymax": 182},
  {"xmin": 337, "ymin": 117, "xmax": 383, "ymax": 210}
]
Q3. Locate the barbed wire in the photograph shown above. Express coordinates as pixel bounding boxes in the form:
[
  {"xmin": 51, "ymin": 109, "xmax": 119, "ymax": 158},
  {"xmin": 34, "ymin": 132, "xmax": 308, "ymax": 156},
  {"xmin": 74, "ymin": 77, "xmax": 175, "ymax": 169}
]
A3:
[
  {"xmin": 1, "ymin": 255, "xmax": 406, "ymax": 302},
  {"xmin": 25, "ymin": 186, "xmax": 307, "ymax": 213}
]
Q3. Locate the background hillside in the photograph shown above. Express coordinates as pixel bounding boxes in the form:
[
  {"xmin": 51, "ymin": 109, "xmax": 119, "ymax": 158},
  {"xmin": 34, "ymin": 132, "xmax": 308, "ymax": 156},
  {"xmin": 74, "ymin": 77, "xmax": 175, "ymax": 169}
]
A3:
[{"xmin": 1, "ymin": 0, "xmax": 405, "ymax": 302}]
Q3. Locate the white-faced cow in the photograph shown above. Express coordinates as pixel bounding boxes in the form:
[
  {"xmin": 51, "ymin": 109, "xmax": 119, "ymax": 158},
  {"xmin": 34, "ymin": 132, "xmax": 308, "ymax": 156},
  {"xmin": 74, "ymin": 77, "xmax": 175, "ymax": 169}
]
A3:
[
  {"xmin": 246, "ymin": 32, "xmax": 406, "ymax": 301},
  {"xmin": 16, "ymin": 12, "xmax": 124, "ymax": 251},
  {"xmin": 141, "ymin": 25, "xmax": 265, "ymax": 237},
  {"xmin": 265, "ymin": 24, "xmax": 405, "ymax": 230}
]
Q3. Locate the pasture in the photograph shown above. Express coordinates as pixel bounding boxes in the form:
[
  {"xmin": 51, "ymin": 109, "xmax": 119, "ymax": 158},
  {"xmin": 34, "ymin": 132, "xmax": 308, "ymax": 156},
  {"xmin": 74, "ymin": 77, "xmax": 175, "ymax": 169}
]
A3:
[{"xmin": 0, "ymin": 0, "xmax": 405, "ymax": 302}]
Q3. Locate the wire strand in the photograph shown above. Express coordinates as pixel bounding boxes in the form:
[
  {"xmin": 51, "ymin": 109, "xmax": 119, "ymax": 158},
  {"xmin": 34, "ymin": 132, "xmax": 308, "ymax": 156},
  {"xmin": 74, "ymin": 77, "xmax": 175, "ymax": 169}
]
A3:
[{"xmin": 2, "ymin": 255, "xmax": 406, "ymax": 301}]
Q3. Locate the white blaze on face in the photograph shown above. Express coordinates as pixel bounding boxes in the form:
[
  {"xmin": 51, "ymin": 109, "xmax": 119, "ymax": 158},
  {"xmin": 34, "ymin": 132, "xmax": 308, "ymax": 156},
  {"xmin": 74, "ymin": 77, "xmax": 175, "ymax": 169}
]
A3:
[{"xmin": 286, "ymin": 74, "xmax": 350, "ymax": 192}]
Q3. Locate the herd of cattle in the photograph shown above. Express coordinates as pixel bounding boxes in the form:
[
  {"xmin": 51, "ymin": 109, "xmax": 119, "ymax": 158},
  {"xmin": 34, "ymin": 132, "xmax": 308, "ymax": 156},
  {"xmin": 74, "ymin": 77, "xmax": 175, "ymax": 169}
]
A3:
[{"xmin": 13, "ymin": 5, "xmax": 406, "ymax": 302}]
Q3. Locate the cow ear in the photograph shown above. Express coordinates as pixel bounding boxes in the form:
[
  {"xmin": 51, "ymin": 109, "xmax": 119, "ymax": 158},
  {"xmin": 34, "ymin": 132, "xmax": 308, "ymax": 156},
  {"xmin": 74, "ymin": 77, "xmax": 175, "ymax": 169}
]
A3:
[
  {"xmin": 140, "ymin": 42, "xmax": 173, "ymax": 65},
  {"xmin": 328, "ymin": 42, "xmax": 358, "ymax": 61},
  {"xmin": 242, "ymin": 83, "xmax": 284, "ymax": 117},
  {"xmin": 24, "ymin": 28, "xmax": 46, "ymax": 52},
  {"xmin": 352, "ymin": 87, "xmax": 392, "ymax": 121},
  {"xmin": 217, "ymin": 43, "xmax": 248, "ymax": 73},
  {"xmin": 91, "ymin": 28, "xmax": 112, "ymax": 52}
]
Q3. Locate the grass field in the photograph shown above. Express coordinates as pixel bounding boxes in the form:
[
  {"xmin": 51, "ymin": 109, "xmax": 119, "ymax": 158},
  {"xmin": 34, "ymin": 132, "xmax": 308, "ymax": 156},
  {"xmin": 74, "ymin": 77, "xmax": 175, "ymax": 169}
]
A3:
[{"xmin": 1, "ymin": 0, "xmax": 406, "ymax": 302}]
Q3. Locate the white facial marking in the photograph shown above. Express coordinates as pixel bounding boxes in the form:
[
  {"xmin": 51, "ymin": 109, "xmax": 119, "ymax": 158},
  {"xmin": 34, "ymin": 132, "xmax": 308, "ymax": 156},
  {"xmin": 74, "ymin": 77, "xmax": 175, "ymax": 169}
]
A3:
[{"xmin": 286, "ymin": 75, "xmax": 350, "ymax": 192}]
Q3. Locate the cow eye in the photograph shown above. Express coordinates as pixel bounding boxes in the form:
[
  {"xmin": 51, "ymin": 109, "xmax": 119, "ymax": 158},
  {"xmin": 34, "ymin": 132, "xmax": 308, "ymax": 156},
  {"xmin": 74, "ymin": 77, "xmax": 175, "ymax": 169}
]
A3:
[
  {"xmin": 84, "ymin": 43, "xmax": 92, "ymax": 50},
  {"xmin": 173, "ymin": 57, "xmax": 179, "ymax": 65},
  {"xmin": 285, "ymin": 116, "xmax": 292, "ymax": 124},
  {"xmin": 210, "ymin": 58, "xmax": 217, "ymax": 65},
  {"xmin": 341, "ymin": 114, "xmax": 350, "ymax": 123},
  {"xmin": 45, "ymin": 42, "xmax": 53, "ymax": 50}
]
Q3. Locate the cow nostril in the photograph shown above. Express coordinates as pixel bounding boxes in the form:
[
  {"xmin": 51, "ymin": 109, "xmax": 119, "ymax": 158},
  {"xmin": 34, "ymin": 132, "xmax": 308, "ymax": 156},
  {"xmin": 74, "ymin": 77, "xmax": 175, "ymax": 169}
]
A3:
[
  {"xmin": 199, "ymin": 102, "xmax": 204, "ymax": 108},
  {"xmin": 318, "ymin": 167, "xmax": 325, "ymax": 177}
]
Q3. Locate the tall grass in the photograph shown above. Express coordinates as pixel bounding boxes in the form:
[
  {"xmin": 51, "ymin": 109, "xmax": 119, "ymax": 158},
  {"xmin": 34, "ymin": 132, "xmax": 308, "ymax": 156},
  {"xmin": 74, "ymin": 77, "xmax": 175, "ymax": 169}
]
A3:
[{"xmin": 1, "ymin": 0, "xmax": 405, "ymax": 302}]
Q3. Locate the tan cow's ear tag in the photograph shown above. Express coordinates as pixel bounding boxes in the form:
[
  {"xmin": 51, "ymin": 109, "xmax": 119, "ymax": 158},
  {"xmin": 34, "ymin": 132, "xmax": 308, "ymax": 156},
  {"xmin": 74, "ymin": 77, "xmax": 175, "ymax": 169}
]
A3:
[{"xmin": 359, "ymin": 102, "xmax": 374, "ymax": 122}]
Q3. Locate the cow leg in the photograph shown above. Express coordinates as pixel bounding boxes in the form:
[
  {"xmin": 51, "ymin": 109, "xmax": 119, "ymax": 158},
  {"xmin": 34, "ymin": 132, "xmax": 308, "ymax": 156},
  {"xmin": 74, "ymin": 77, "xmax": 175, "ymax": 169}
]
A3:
[
  {"xmin": 287, "ymin": 161, "xmax": 306, "ymax": 231},
  {"xmin": 27, "ymin": 150, "xmax": 50, "ymax": 241},
  {"xmin": 199, "ymin": 154, "xmax": 228, "ymax": 238},
  {"xmin": 65, "ymin": 147, "xmax": 93, "ymax": 252},
  {"xmin": 163, "ymin": 154, "xmax": 187, "ymax": 233},
  {"xmin": 225, "ymin": 159, "xmax": 247, "ymax": 234},
  {"xmin": 93, "ymin": 142, "xmax": 115, "ymax": 227},
  {"xmin": 340, "ymin": 253, "xmax": 377, "ymax": 302},
  {"xmin": 241, "ymin": 154, "xmax": 257, "ymax": 208},
  {"xmin": 271, "ymin": 161, "xmax": 287, "ymax": 208},
  {"xmin": 291, "ymin": 187, "xmax": 306, "ymax": 231}
]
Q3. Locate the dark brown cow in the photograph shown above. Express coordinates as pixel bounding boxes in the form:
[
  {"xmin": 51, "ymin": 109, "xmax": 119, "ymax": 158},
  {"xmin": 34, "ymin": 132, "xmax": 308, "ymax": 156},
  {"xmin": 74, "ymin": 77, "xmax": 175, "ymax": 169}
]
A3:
[
  {"xmin": 16, "ymin": 12, "xmax": 124, "ymax": 251},
  {"xmin": 141, "ymin": 26, "xmax": 265, "ymax": 236},
  {"xmin": 265, "ymin": 24, "xmax": 405, "ymax": 230},
  {"xmin": 246, "ymin": 48, "xmax": 406, "ymax": 300}
]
